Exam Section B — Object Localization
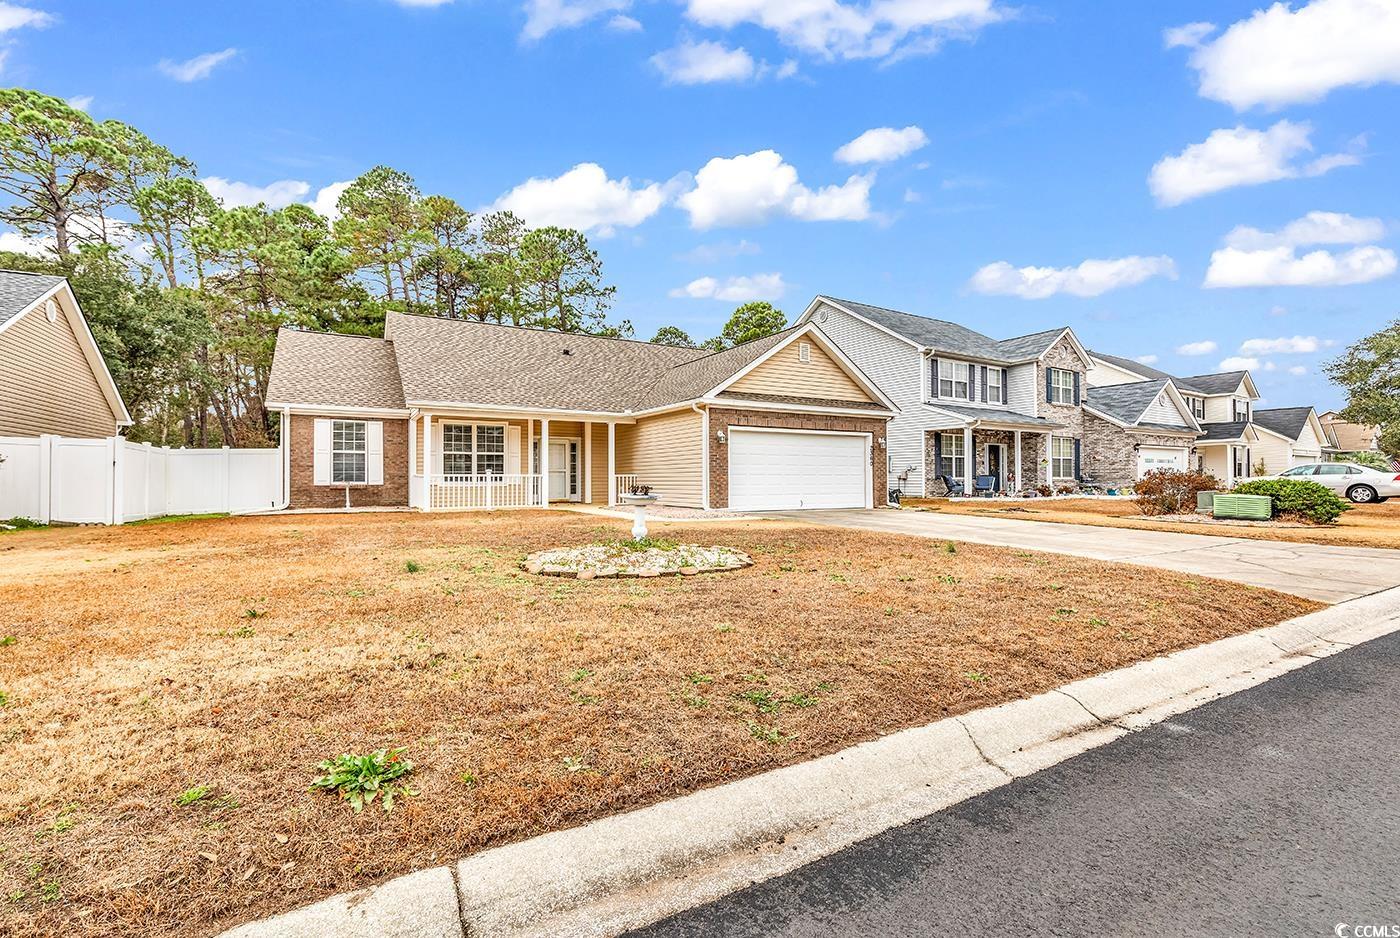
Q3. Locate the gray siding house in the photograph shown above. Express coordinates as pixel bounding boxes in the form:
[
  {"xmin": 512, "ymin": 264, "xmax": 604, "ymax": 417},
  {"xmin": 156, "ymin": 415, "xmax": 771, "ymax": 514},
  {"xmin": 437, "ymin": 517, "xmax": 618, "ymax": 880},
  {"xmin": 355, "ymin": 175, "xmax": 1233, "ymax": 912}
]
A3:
[{"xmin": 795, "ymin": 296, "xmax": 1093, "ymax": 497}]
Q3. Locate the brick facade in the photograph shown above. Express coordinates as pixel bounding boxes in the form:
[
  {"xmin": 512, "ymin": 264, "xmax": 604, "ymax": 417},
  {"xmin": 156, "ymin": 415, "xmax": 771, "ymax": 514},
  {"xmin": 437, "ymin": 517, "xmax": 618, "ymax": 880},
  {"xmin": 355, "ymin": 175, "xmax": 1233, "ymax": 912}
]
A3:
[
  {"xmin": 1082, "ymin": 412, "xmax": 1195, "ymax": 488},
  {"xmin": 288, "ymin": 413, "xmax": 410, "ymax": 509},
  {"xmin": 1035, "ymin": 335, "xmax": 1086, "ymax": 442},
  {"xmin": 924, "ymin": 427, "xmax": 1048, "ymax": 493},
  {"xmin": 707, "ymin": 407, "xmax": 888, "ymax": 508}
]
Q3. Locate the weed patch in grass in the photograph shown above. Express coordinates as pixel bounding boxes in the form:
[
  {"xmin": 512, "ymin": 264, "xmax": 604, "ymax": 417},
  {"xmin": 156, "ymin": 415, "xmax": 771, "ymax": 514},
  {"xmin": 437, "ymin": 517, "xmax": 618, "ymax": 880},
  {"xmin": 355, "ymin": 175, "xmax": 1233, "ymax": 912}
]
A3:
[{"xmin": 310, "ymin": 748, "xmax": 416, "ymax": 813}]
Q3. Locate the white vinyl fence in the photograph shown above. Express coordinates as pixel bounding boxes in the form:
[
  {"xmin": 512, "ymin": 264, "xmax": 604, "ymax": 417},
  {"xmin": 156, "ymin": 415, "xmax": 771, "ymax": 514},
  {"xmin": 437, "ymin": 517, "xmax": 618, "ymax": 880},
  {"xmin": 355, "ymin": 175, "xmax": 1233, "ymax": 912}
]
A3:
[{"xmin": 0, "ymin": 435, "xmax": 281, "ymax": 525}]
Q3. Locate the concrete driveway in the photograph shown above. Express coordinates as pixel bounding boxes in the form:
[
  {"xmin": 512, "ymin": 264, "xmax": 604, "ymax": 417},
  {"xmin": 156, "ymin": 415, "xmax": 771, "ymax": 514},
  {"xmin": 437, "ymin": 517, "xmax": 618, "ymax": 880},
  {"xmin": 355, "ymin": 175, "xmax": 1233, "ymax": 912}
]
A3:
[{"xmin": 771, "ymin": 509, "xmax": 1400, "ymax": 603}]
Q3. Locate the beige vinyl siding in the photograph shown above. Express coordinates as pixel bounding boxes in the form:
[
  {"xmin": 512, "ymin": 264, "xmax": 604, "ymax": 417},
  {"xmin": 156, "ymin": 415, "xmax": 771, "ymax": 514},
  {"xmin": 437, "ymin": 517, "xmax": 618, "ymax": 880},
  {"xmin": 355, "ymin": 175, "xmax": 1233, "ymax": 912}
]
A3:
[
  {"xmin": 1140, "ymin": 390, "xmax": 1189, "ymax": 427},
  {"xmin": 588, "ymin": 421, "xmax": 608, "ymax": 503},
  {"xmin": 615, "ymin": 408, "xmax": 704, "ymax": 508},
  {"xmin": 1203, "ymin": 393, "xmax": 1248, "ymax": 423},
  {"xmin": 1086, "ymin": 358, "xmax": 1150, "ymax": 387},
  {"xmin": 1251, "ymin": 430, "xmax": 1294, "ymax": 475},
  {"xmin": 729, "ymin": 340, "xmax": 873, "ymax": 403},
  {"xmin": 0, "ymin": 298, "xmax": 118, "ymax": 438},
  {"xmin": 415, "ymin": 417, "xmax": 530, "ymax": 475}
]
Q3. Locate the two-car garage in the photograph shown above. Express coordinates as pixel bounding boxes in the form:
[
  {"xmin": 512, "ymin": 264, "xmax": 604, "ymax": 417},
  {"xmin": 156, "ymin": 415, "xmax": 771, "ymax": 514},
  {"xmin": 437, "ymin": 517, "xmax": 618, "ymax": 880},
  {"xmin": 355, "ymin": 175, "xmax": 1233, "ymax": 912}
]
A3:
[{"xmin": 721, "ymin": 424, "xmax": 877, "ymax": 512}]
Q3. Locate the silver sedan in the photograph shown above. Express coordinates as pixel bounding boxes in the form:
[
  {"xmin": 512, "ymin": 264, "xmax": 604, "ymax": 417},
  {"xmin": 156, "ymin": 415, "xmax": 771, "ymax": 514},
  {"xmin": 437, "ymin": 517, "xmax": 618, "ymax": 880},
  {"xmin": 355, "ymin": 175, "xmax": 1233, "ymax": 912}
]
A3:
[{"xmin": 1271, "ymin": 462, "xmax": 1400, "ymax": 503}]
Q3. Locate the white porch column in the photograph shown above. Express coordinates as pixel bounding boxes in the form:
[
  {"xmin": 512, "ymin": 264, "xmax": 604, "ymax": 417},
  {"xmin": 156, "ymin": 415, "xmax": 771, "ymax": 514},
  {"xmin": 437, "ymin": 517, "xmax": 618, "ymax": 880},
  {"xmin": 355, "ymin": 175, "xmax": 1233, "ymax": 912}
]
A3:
[
  {"xmin": 1044, "ymin": 432, "xmax": 1053, "ymax": 486},
  {"xmin": 422, "ymin": 413, "xmax": 433, "ymax": 511},
  {"xmin": 408, "ymin": 413, "xmax": 418, "ymax": 508},
  {"xmin": 540, "ymin": 418, "xmax": 551, "ymax": 505},
  {"xmin": 607, "ymin": 422, "xmax": 617, "ymax": 507},
  {"xmin": 1014, "ymin": 429, "xmax": 1023, "ymax": 494},
  {"xmin": 584, "ymin": 420, "xmax": 593, "ymax": 503},
  {"xmin": 962, "ymin": 426, "xmax": 973, "ymax": 495},
  {"xmin": 1226, "ymin": 447, "xmax": 1235, "ymax": 488},
  {"xmin": 527, "ymin": 418, "xmax": 535, "ymax": 474}
]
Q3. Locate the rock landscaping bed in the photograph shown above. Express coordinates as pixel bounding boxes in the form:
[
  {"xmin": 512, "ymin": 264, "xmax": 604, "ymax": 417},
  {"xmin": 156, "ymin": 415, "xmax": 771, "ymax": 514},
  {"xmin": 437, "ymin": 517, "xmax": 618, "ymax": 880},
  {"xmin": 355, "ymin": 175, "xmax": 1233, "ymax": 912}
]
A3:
[{"xmin": 524, "ymin": 538, "xmax": 752, "ymax": 578}]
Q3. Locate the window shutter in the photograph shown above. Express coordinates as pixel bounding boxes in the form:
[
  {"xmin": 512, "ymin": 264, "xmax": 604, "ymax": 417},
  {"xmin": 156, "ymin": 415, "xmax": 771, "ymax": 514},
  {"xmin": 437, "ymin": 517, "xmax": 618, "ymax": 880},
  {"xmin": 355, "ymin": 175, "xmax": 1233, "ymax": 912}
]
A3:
[
  {"xmin": 980, "ymin": 366, "xmax": 988, "ymax": 403},
  {"xmin": 1045, "ymin": 369, "xmax": 1053, "ymax": 403},
  {"xmin": 1073, "ymin": 372, "xmax": 1081, "ymax": 406},
  {"xmin": 506, "ymin": 425, "xmax": 522, "ymax": 474},
  {"xmin": 929, "ymin": 358, "xmax": 940, "ymax": 398},
  {"xmin": 1245, "ymin": 448, "xmax": 1251, "ymax": 477},
  {"xmin": 933, "ymin": 432, "xmax": 943, "ymax": 474},
  {"xmin": 313, "ymin": 418, "xmax": 331, "ymax": 486},
  {"xmin": 366, "ymin": 421, "xmax": 384, "ymax": 485},
  {"xmin": 1073, "ymin": 438, "xmax": 1082, "ymax": 480}
]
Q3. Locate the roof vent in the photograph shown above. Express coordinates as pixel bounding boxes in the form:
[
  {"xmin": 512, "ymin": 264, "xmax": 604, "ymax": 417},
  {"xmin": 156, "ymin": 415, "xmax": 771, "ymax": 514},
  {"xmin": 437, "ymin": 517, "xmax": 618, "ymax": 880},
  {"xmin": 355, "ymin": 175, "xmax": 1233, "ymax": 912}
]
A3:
[
  {"xmin": 561, "ymin": 348, "xmax": 572, "ymax": 356},
  {"xmin": 45, "ymin": 298, "xmax": 58, "ymax": 323}
]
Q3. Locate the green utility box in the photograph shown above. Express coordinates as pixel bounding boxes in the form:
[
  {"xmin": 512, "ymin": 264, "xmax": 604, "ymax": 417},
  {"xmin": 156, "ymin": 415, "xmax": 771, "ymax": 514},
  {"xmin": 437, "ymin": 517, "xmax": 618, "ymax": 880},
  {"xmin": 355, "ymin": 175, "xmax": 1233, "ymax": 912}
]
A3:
[
  {"xmin": 1213, "ymin": 493, "xmax": 1272, "ymax": 520},
  {"xmin": 1197, "ymin": 491, "xmax": 1215, "ymax": 512}
]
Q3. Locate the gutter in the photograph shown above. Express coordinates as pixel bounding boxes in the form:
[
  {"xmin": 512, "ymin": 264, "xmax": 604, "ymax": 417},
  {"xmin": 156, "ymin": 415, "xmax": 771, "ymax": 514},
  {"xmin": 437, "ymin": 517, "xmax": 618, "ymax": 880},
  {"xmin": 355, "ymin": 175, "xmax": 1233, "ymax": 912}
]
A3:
[
  {"xmin": 274, "ymin": 406, "xmax": 292, "ymax": 511},
  {"xmin": 693, "ymin": 401, "xmax": 709, "ymax": 511}
]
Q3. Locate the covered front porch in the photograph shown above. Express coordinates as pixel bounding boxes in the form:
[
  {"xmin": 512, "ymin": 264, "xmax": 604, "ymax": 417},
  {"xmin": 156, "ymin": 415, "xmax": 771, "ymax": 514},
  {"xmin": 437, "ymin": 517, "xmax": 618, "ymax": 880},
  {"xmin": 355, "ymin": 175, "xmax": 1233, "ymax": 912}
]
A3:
[
  {"xmin": 1197, "ymin": 433, "xmax": 1259, "ymax": 488},
  {"xmin": 923, "ymin": 412, "xmax": 1070, "ymax": 496},
  {"xmin": 408, "ymin": 410, "xmax": 639, "ymax": 511}
]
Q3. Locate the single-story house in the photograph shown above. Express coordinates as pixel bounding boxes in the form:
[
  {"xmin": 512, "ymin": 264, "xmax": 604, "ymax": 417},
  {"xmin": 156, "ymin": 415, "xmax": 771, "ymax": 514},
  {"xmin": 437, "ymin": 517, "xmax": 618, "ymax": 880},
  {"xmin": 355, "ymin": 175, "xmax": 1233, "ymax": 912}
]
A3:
[
  {"xmin": 1319, "ymin": 409, "xmax": 1382, "ymax": 457},
  {"xmin": 1250, "ymin": 406, "xmax": 1327, "ymax": 475},
  {"xmin": 1081, "ymin": 378, "xmax": 1201, "ymax": 486},
  {"xmin": 0, "ymin": 269, "xmax": 131, "ymax": 438},
  {"xmin": 265, "ymin": 313, "xmax": 897, "ymax": 512}
]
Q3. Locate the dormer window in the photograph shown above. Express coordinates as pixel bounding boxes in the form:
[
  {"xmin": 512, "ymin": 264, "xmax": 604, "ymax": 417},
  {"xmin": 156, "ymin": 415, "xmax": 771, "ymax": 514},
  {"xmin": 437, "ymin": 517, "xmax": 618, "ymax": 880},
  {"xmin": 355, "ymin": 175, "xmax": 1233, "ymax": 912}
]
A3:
[{"xmin": 1233, "ymin": 399, "xmax": 1250, "ymax": 422}]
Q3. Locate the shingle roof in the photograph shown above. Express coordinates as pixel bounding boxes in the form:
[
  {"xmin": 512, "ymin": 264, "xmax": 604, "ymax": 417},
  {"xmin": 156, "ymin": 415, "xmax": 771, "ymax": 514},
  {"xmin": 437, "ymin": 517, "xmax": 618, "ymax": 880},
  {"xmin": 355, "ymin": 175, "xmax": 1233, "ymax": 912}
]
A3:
[
  {"xmin": 1087, "ymin": 350, "xmax": 1183, "ymax": 385},
  {"xmin": 0, "ymin": 269, "xmax": 66, "ymax": 328},
  {"xmin": 266, "ymin": 329, "xmax": 407, "ymax": 410},
  {"xmin": 635, "ymin": 328, "xmax": 797, "ymax": 409},
  {"xmin": 1198, "ymin": 421, "xmax": 1251, "ymax": 443},
  {"xmin": 1084, "ymin": 378, "xmax": 1174, "ymax": 426},
  {"xmin": 824, "ymin": 296, "xmax": 1071, "ymax": 363},
  {"xmin": 1178, "ymin": 371, "xmax": 1248, "ymax": 395},
  {"xmin": 925, "ymin": 401, "xmax": 1064, "ymax": 429},
  {"xmin": 1253, "ymin": 406, "xmax": 1314, "ymax": 441}
]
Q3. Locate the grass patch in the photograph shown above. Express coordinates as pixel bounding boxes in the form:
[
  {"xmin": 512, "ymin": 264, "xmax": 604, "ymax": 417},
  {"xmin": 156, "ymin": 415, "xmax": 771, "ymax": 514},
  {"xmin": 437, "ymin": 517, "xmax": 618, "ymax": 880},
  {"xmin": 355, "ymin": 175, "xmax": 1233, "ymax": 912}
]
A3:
[
  {"xmin": 126, "ymin": 512, "xmax": 229, "ymax": 526},
  {"xmin": 310, "ymin": 748, "xmax": 416, "ymax": 813}
]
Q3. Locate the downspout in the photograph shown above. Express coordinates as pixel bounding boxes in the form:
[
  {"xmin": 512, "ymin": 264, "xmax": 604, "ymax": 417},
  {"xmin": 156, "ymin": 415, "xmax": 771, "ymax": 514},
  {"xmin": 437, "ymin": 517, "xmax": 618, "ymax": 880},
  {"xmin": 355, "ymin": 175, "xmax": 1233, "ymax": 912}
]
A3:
[
  {"xmin": 693, "ymin": 401, "xmax": 710, "ymax": 511},
  {"xmin": 274, "ymin": 406, "xmax": 291, "ymax": 510}
]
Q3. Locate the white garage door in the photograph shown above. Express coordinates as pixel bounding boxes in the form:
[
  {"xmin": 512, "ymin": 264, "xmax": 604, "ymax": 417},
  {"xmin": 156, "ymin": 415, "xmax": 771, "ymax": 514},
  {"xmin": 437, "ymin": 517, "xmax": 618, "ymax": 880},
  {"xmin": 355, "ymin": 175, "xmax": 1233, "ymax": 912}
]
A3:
[
  {"xmin": 729, "ymin": 429, "xmax": 869, "ymax": 511},
  {"xmin": 1136, "ymin": 446, "xmax": 1188, "ymax": 478}
]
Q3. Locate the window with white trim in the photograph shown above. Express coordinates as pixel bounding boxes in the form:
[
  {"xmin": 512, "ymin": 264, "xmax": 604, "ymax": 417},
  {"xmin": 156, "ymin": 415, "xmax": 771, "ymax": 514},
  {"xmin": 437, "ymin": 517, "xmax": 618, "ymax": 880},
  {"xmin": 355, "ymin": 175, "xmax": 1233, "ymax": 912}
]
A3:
[
  {"xmin": 938, "ymin": 360, "xmax": 972, "ymax": 400},
  {"xmin": 441, "ymin": 423, "xmax": 507, "ymax": 476},
  {"xmin": 1048, "ymin": 368, "xmax": 1075, "ymax": 405},
  {"xmin": 938, "ymin": 433, "xmax": 966, "ymax": 479},
  {"xmin": 1233, "ymin": 398, "xmax": 1250, "ymax": 422},
  {"xmin": 1185, "ymin": 395, "xmax": 1205, "ymax": 420},
  {"xmin": 332, "ymin": 420, "xmax": 367, "ymax": 483},
  {"xmin": 1051, "ymin": 436, "xmax": 1075, "ymax": 479},
  {"xmin": 987, "ymin": 367, "xmax": 1004, "ymax": 404}
]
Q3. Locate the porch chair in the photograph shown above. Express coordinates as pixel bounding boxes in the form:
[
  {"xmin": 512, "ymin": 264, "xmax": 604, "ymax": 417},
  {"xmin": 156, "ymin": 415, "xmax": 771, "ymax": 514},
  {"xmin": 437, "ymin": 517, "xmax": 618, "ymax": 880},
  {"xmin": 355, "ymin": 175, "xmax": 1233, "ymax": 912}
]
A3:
[
  {"xmin": 930, "ymin": 474, "xmax": 964, "ymax": 497},
  {"xmin": 973, "ymin": 474, "xmax": 998, "ymax": 497}
]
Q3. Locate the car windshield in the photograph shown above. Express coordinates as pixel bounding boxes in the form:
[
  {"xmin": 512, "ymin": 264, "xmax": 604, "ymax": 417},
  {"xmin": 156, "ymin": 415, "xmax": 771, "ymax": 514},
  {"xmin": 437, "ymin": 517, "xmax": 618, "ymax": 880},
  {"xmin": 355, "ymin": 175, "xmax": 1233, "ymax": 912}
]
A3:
[{"xmin": 1281, "ymin": 466, "xmax": 1316, "ymax": 476}]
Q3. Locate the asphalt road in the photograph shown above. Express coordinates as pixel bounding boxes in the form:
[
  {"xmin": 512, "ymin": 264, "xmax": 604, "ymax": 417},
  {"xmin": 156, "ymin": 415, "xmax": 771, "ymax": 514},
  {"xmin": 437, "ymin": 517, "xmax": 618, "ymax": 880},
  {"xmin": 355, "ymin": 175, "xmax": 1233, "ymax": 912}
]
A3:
[{"xmin": 632, "ymin": 631, "xmax": 1400, "ymax": 938}]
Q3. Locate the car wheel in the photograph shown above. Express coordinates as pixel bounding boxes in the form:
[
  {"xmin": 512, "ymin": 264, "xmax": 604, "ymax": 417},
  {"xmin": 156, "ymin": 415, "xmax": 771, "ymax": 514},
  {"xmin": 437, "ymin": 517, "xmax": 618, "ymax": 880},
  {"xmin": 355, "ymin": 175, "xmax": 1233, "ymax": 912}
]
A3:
[{"xmin": 1346, "ymin": 484, "xmax": 1378, "ymax": 504}]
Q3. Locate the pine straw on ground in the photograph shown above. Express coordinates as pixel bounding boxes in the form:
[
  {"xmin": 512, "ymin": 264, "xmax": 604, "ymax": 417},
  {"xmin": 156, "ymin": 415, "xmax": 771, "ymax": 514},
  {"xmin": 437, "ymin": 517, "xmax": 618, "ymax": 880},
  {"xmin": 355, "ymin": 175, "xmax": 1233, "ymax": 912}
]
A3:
[
  {"xmin": 0, "ymin": 511, "xmax": 1319, "ymax": 937},
  {"xmin": 911, "ymin": 496, "xmax": 1400, "ymax": 550}
]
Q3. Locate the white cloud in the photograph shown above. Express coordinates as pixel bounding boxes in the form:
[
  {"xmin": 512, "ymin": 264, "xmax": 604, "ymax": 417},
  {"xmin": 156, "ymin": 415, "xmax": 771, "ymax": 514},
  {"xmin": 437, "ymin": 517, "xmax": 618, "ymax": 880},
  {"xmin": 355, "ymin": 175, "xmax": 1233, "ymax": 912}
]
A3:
[
  {"xmin": 1135, "ymin": 354, "xmax": 1159, "ymax": 365},
  {"xmin": 607, "ymin": 13, "xmax": 641, "ymax": 30},
  {"xmin": 1288, "ymin": 365, "xmax": 1308, "ymax": 376},
  {"xmin": 0, "ymin": 227, "xmax": 48, "ymax": 256},
  {"xmin": 1269, "ymin": 304, "xmax": 1288, "ymax": 316},
  {"xmin": 676, "ymin": 150, "xmax": 871, "ymax": 229},
  {"xmin": 522, "ymin": 0, "xmax": 629, "ymax": 40},
  {"xmin": 1163, "ymin": 21, "xmax": 1215, "ymax": 49},
  {"xmin": 967, "ymin": 255, "xmax": 1177, "ymax": 299},
  {"xmin": 1184, "ymin": 0, "xmax": 1400, "ymax": 110},
  {"xmin": 159, "ymin": 48, "xmax": 237, "ymax": 82},
  {"xmin": 669, "ymin": 272, "xmax": 787, "ymax": 302},
  {"xmin": 903, "ymin": 188, "xmax": 922, "ymax": 203},
  {"xmin": 490, "ymin": 162, "xmax": 667, "ymax": 235},
  {"xmin": 1149, "ymin": 120, "xmax": 1359, "ymax": 206},
  {"xmin": 650, "ymin": 39, "xmax": 755, "ymax": 84},
  {"xmin": 307, "ymin": 180, "xmax": 353, "ymax": 221},
  {"xmin": 680, "ymin": 0, "xmax": 1005, "ymax": 62},
  {"xmin": 1205, "ymin": 210, "xmax": 1398, "ymax": 288},
  {"xmin": 203, "ymin": 176, "xmax": 311, "ymax": 209},
  {"xmin": 677, "ymin": 239, "xmax": 760, "ymax": 262},
  {"xmin": 1205, "ymin": 245, "xmax": 1398, "ymax": 288},
  {"xmin": 1176, "ymin": 340, "xmax": 1218, "ymax": 356},
  {"xmin": 392, "ymin": 0, "xmax": 454, "ymax": 6},
  {"xmin": 834, "ymin": 125, "xmax": 928, "ymax": 164},
  {"xmin": 67, "ymin": 94, "xmax": 93, "ymax": 111},
  {"xmin": 1223, "ymin": 211, "xmax": 1384, "ymax": 250},
  {"xmin": 1219, "ymin": 356, "xmax": 1262, "ymax": 371},
  {"xmin": 1240, "ymin": 335, "xmax": 1321, "ymax": 354},
  {"xmin": 0, "ymin": 2, "xmax": 54, "ymax": 33}
]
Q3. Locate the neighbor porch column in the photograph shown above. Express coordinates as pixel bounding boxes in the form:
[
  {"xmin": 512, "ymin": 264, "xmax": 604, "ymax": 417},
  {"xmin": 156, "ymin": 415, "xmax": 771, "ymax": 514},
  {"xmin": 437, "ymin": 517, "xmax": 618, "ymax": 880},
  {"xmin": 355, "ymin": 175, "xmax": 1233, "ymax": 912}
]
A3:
[
  {"xmin": 422, "ymin": 413, "xmax": 433, "ymax": 511},
  {"xmin": 1044, "ymin": 432, "xmax": 1053, "ymax": 486},
  {"xmin": 527, "ymin": 418, "xmax": 535, "ymax": 474},
  {"xmin": 408, "ymin": 413, "xmax": 418, "ymax": 508},
  {"xmin": 540, "ymin": 418, "xmax": 551, "ymax": 506},
  {"xmin": 1014, "ymin": 429, "xmax": 1023, "ymax": 494},
  {"xmin": 607, "ymin": 422, "xmax": 616, "ymax": 507},
  {"xmin": 1225, "ymin": 447, "xmax": 1235, "ymax": 488},
  {"xmin": 962, "ymin": 425, "xmax": 973, "ymax": 495},
  {"xmin": 584, "ymin": 420, "xmax": 593, "ymax": 504}
]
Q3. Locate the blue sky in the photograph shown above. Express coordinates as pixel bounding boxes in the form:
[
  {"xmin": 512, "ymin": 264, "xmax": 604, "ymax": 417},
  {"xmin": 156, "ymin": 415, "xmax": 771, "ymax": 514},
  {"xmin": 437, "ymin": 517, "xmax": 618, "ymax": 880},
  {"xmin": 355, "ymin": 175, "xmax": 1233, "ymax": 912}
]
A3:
[{"xmin": 2, "ymin": 0, "xmax": 1398, "ymax": 409}]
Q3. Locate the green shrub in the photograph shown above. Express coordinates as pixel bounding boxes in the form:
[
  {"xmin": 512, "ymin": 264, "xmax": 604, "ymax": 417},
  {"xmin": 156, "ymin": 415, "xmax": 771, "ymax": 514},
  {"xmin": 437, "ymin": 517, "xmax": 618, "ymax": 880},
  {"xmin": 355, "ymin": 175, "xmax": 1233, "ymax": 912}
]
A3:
[
  {"xmin": 311, "ymin": 748, "xmax": 417, "ymax": 813},
  {"xmin": 1133, "ymin": 468, "xmax": 1220, "ymax": 516},
  {"xmin": 1233, "ymin": 478, "xmax": 1351, "ymax": 525}
]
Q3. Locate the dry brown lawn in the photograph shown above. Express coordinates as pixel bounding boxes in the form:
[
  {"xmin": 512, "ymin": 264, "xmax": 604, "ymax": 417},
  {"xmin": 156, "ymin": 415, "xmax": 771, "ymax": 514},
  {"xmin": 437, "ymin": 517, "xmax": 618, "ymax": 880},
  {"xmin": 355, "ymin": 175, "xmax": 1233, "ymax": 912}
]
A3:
[
  {"xmin": 912, "ymin": 496, "xmax": 1400, "ymax": 550},
  {"xmin": 0, "ymin": 511, "xmax": 1319, "ymax": 937}
]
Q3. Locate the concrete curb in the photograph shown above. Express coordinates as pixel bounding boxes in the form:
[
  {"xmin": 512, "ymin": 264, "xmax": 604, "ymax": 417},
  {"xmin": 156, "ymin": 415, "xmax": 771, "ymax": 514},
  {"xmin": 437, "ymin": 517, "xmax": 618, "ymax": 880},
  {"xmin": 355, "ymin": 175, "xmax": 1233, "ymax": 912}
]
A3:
[{"xmin": 222, "ymin": 586, "xmax": 1400, "ymax": 938}]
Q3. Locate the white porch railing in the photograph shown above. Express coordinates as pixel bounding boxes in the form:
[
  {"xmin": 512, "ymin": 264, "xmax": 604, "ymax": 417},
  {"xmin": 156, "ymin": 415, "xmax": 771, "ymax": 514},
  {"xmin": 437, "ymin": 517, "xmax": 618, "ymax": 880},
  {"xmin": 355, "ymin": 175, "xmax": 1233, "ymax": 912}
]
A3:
[
  {"xmin": 613, "ymin": 474, "xmax": 639, "ymax": 502},
  {"xmin": 429, "ymin": 474, "xmax": 543, "ymax": 511}
]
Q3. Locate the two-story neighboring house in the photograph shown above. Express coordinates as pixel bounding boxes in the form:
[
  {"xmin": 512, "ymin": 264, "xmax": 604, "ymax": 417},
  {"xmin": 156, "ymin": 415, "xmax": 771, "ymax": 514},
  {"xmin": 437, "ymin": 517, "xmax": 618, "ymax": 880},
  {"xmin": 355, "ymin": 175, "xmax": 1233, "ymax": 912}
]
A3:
[
  {"xmin": 1088, "ymin": 351, "xmax": 1263, "ymax": 485},
  {"xmin": 795, "ymin": 296, "xmax": 1091, "ymax": 497}
]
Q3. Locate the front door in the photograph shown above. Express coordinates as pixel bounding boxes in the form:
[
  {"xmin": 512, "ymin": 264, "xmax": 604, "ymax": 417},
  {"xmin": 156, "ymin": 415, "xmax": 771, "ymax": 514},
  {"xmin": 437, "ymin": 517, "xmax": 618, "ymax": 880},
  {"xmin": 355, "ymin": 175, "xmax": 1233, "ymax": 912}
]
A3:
[
  {"xmin": 987, "ymin": 444, "xmax": 1002, "ymax": 492},
  {"xmin": 545, "ymin": 440, "xmax": 578, "ymax": 501}
]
